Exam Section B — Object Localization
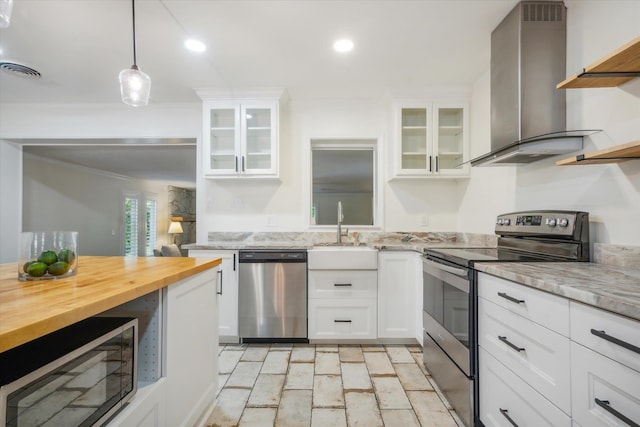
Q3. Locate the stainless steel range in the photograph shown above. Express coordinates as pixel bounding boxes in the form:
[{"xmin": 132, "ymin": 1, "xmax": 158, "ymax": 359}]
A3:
[{"xmin": 422, "ymin": 210, "xmax": 589, "ymax": 427}]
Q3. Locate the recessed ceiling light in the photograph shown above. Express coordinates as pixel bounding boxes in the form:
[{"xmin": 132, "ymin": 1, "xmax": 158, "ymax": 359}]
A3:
[
  {"xmin": 333, "ymin": 39, "xmax": 354, "ymax": 53},
  {"xmin": 185, "ymin": 39, "xmax": 207, "ymax": 53}
]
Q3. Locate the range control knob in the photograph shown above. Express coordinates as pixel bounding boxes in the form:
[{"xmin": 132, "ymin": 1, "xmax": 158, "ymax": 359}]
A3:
[
  {"xmin": 546, "ymin": 218, "xmax": 557, "ymax": 227},
  {"xmin": 502, "ymin": 219, "xmax": 511, "ymax": 226},
  {"xmin": 557, "ymin": 218, "xmax": 569, "ymax": 228},
  {"xmin": 496, "ymin": 218, "xmax": 502, "ymax": 225}
]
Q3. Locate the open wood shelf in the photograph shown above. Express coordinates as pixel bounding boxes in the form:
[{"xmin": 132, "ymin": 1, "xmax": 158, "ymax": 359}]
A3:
[
  {"xmin": 556, "ymin": 140, "xmax": 640, "ymax": 165},
  {"xmin": 171, "ymin": 216, "xmax": 196, "ymax": 222},
  {"xmin": 557, "ymin": 36, "xmax": 640, "ymax": 89}
]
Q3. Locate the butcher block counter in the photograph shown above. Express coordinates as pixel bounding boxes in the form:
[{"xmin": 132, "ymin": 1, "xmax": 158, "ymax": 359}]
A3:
[{"xmin": 0, "ymin": 255, "xmax": 221, "ymax": 353}]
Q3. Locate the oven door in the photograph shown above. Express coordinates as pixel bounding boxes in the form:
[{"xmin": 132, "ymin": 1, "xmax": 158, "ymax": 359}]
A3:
[{"xmin": 422, "ymin": 256, "xmax": 471, "ymax": 376}]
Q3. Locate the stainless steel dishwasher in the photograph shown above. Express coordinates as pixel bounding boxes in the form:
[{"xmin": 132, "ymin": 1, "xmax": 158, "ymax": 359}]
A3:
[{"xmin": 238, "ymin": 249, "xmax": 308, "ymax": 343}]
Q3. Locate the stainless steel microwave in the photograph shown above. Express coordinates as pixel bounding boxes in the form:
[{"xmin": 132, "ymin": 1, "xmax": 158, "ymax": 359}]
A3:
[{"xmin": 0, "ymin": 317, "xmax": 138, "ymax": 427}]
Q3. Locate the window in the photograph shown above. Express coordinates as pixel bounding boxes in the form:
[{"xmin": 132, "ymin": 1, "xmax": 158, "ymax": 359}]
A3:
[
  {"xmin": 145, "ymin": 199, "xmax": 157, "ymax": 256},
  {"xmin": 124, "ymin": 196, "xmax": 138, "ymax": 256},
  {"xmin": 123, "ymin": 193, "xmax": 158, "ymax": 256},
  {"xmin": 310, "ymin": 139, "xmax": 377, "ymax": 226}
]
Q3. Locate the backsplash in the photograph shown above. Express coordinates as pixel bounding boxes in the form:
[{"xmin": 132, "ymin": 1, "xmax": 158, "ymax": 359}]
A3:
[{"xmin": 593, "ymin": 244, "xmax": 640, "ymax": 270}]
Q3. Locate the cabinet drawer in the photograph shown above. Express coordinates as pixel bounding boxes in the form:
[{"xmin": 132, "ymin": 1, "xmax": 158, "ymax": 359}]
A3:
[
  {"xmin": 570, "ymin": 302, "xmax": 640, "ymax": 373},
  {"xmin": 571, "ymin": 342, "xmax": 640, "ymax": 427},
  {"xmin": 479, "ymin": 348, "xmax": 571, "ymax": 427},
  {"xmin": 308, "ymin": 299, "xmax": 377, "ymax": 340},
  {"xmin": 479, "ymin": 298, "xmax": 571, "ymax": 414},
  {"xmin": 478, "ymin": 273, "xmax": 569, "ymax": 337},
  {"xmin": 309, "ymin": 270, "xmax": 377, "ymax": 299}
]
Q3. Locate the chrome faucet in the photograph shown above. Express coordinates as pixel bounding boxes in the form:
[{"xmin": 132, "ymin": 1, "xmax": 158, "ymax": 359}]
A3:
[{"xmin": 337, "ymin": 201, "xmax": 348, "ymax": 243}]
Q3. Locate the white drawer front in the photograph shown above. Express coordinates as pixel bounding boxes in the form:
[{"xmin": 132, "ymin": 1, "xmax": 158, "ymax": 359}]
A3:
[
  {"xmin": 480, "ymin": 348, "xmax": 571, "ymax": 427},
  {"xmin": 309, "ymin": 270, "xmax": 377, "ymax": 299},
  {"xmin": 479, "ymin": 297, "xmax": 571, "ymax": 414},
  {"xmin": 478, "ymin": 273, "xmax": 570, "ymax": 337},
  {"xmin": 309, "ymin": 298, "xmax": 377, "ymax": 339},
  {"xmin": 570, "ymin": 302, "xmax": 640, "ymax": 373},
  {"xmin": 571, "ymin": 342, "xmax": 640, "ymax": 427}
]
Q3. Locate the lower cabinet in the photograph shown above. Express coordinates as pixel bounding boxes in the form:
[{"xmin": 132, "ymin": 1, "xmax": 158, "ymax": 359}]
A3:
[
  {"xmin": 479, "ymin": 347, "xmax": 571, "ymax": 427},
  {"xmin": 108, "ymin": 266, "xmax": 220, "ymax": 426},
  {"xmin": 478, "ymin": 272, "xmax": 640, "ymax": 427},
  {"xmin": 308, "ymin": 298, "xmax": 377, "ymax": 339},
  {"xmin": 308, "ymin": 268, "xmax": 377, "ymax": 340},
  {"xmin": 189, "ymin": 249, "xmax": 239, "ymax": 342},
  {"xmin": 377, "ymin": 251, "xmax": 421, "ymax": 340}
]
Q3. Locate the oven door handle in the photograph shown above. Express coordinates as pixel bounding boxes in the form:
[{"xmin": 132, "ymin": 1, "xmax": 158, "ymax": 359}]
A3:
[{"xmin": 423, "ymin": 258, "xmax": 468, "ymax": 277}]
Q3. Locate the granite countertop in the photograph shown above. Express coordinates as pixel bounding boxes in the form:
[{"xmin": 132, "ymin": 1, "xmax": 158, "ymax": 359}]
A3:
[
  {"xmin": 475, "ymin": 262, "xmax": 640, "ymax": 322},
  {"xmin": 182, "ymin": 231, "xmax": 498, "ymax": 252}
]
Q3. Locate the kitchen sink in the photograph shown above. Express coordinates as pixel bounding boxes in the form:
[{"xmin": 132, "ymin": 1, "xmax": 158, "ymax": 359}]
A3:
[{"xmin": 308, "ymin": 245, "xmax": 377, "ymax": 269}]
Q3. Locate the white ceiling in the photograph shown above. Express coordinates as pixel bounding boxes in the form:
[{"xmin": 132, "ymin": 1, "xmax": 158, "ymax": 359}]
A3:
[{"xmin": 0, "ymin": 0, "xmax": 519, "ymax": 185}]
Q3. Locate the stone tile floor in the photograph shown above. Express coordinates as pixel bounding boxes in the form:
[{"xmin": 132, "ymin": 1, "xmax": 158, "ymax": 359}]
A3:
[{"xmin": 206, "ymin": 343, "xmax": 462, "ymax": 427}]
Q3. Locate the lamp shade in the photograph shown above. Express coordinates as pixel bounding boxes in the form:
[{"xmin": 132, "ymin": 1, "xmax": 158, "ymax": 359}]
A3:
[
  {"xmin": 168, "ymin": 221, "xmax": 183, "ymax": 234},
  {"xmin": 119, "ymin": 65, "xmax": 151, "ymax": 107}
]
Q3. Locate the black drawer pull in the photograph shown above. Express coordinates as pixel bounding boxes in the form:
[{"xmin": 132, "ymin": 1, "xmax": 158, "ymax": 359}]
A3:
[
  {"xmin": 498, "ymin": 336, "xmax": 525, "ymax": 352},
  {"xmin": 595, "ymin": 398, "xmax": 640, "ymax": 427},
  {"xmin": 498, "ymin": 292, "xmax": 525, "ymax": 304},
  {"xmin": 591, "ymin": 329, "xmax": 640, "ymax": 355},
  {"xmin": 499, "ymin": 408, "xmax": 519, "ymax": 427},
  {"xmin": 334, "ymin": 283, "xmax": 352, "ymax": 287},
  {"xmin": 334, "ymin": 319, "xmax": 352, "ymax": 323}
]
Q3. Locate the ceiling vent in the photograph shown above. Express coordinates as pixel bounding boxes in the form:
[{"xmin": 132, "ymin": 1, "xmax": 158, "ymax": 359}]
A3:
[{"xmin": 0, "ymin": 61, "xmax": 41, "ymax": 79}]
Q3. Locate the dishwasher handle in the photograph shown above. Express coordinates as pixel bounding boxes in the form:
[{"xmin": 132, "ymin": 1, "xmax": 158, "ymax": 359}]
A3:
[{"xmin": 239, "ymin": 250, "xmax": 307, "ymax": 263}]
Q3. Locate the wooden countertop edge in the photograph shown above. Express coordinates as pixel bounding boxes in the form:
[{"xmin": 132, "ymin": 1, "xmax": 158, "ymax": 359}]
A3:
[{"xmin": 0, "ymin": 257, "xmax": 221, "ymax": 353}]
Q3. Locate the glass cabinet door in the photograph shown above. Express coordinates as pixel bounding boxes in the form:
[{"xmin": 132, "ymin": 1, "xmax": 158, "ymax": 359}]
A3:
[
  {"xmin": 400, "ymin": 107, "xmax": 429, "ymax": 172},
  {"xmin": 242, "ymin": 106, "xmax": 275, "ymax": 174},
  {"xmin": 434, "ymin": 107, "xmax": 467, "ymax": 174},
  {"xmin": 208, "ymin": 107, "xmax": 239, "ymax": 173}
]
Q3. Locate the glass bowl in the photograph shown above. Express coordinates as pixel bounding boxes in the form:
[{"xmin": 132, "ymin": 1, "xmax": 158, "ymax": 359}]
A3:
[{"xmin": 18, "ymin": 231, "xmax": 78, "ymax": 281}]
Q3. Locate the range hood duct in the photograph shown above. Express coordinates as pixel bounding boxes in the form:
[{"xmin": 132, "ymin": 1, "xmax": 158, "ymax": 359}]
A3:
[{"xmin": 471, "ymin": 1, "xmax": 599, "ymax": 167}]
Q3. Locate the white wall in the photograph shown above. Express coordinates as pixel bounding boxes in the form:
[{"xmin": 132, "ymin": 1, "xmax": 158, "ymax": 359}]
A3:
[
  {"xmin": 22, "ymin": 154, "xmax": 172, "ymax": 256},
  {"xmin": 459, "ymin": 0, "xmax": 640, "ymax": 246},
  {"xmin": 0, "ymin": 141, "xmax": 22, "ymax": 263}
]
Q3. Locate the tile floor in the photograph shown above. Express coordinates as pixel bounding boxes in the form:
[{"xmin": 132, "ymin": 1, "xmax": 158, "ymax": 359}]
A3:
[{"xmin": 206, "ymin": 343, "xmax": 462, "ymax": 427}]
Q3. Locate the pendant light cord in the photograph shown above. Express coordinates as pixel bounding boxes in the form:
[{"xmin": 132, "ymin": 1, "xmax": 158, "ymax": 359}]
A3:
[{"xmin": 131, "ymin": 0, "xmax": 138, "ymax": 67}]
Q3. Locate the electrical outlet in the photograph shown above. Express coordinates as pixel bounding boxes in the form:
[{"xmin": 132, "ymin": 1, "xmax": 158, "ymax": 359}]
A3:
[
  {"xmin": 232, "ymin": 198, "xmax": 243, "ymax": 208},
  {"xmin": 420, "ymin": 215, "xmax": 429, "ymax": 226},
  {"xmin": 267, "ymin": 216, "xmax": 277, "ymax": 227}
]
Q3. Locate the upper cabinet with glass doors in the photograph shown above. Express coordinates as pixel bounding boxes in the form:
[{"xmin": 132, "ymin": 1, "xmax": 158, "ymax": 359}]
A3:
[
  {"xmin": 199, "ymin": 89, "xmax": 283, "ymax": 178},
  {"xmin": 393, "ymin": 100, "xmax": 469, "ymax": 178}
]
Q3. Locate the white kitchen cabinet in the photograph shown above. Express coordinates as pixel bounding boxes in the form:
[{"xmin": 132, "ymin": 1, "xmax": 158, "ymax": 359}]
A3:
[
  {"xmin": 478, "ymin": 297, "xmax": 572, "ymax": 414},
  {"xmin": 108, "ymin": 267, "xmax": 219, "ymax": 427},
  {"xmin": 570, "ymin": 341, "xmax": 640, "ymax": 427},
  {"xmin": 393, "ymin": 99, "xmax": 469, "ymax": 178},
  {"xmin": 307, "ymin": 249, "xmax": 378, "ymax": 341},
  {"xmin": 478, "ymin": 272, "xmax": 640, "ymax": 427},
  {"xmin": 189, "ymin": 249, "xmax": 239, "ymax": 342},
  {"xmin": 198, "ymin": 89, "xmax": 283, "ymax": 178},
  {"xmin": 377, "ymin": 251, "xmax": 421, "ymax": 340},
  {"xmin": 480, "ymin": 347, "xmax": 571, "ymax": 427}
]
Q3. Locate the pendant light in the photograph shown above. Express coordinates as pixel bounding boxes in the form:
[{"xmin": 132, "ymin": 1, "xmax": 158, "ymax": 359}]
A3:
[
  {"xmin": 119, "ymin": 0, "xmax": 150, "ymax": 106},
  {"xmin": 0, "ymin": 0, "xmax": 13, "ymax": 28}
]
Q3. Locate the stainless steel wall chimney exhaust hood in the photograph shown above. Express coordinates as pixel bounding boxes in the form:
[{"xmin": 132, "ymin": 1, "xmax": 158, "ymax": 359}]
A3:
[{"xmin": 470, "ymin": 1, "xmax": 600, "ymax": 167}]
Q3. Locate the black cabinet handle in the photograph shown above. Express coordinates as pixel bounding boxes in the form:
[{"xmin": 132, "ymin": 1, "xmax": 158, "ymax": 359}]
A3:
[
  {"xmin": 217, "ymin": 269, "xmax": 223, "ymax": 295},
  {"xmin": 595, "ymin": 398, "xmax": 640, "ymax": 427},
  {"xmin": 235, "ymin": 156, "xmax": 238, "ymax": 172},
  {"xmin": 233, "ymin": 253, "xmax": 236, "ymax": 271},
  {"xmin": 435, "ymin": 155, "xmax": 439, "ymax": 172},
  {"xmin": 498, "ymin": 292, "xmax": 525, "ymax": 304},
  {"xmin": 334, "ymin": 283, "xmax": 352, "ymax": 287},
  {"xmin": 242, "ymin": 156, "xmax": 246, "ymax": 172},
  {"xmin": 591, "ymin": 329, "xmax": 640, "ymax": 355},
  {"xmin": 499, "ymin": 409, "xmax": 519, "ymax": 427},
  {"xmin": 498, "ymin": 336, "xmax": 525, "ymax": 352},
  {"xmin": 429, "ymin": 155, "xmax": 433, "ymax": 172},
  {"xmin": 334, "ymin": 320, "xmax": 352, "ymax": 323}
]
